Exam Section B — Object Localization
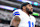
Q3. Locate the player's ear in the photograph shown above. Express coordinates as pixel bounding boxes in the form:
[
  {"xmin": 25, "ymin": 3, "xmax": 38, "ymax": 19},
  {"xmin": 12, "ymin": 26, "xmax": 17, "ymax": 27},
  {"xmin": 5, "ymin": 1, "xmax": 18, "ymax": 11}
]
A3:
[{"xmin": 23, "ymin": 6, "xmax": 26, "ymax": 10}]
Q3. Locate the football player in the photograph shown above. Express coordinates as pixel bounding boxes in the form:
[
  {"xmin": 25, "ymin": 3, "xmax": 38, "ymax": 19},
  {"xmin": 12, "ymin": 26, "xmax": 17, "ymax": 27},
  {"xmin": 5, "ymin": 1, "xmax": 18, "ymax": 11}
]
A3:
[{"xmin": 10, "ymin": 2, "xmax": 36, "ymax": 27}]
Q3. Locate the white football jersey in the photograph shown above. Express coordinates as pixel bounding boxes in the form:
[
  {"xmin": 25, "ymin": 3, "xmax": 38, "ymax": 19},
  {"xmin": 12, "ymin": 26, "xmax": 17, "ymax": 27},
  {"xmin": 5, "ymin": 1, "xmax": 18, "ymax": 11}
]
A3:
[{"xmin": 13, "ymin": 9, "xmax": 36, "ymax": 27}]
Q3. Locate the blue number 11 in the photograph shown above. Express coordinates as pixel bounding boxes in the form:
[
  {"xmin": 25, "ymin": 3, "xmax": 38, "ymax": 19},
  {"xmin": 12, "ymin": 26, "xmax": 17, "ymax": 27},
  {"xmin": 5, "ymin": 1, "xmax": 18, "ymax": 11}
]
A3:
[{"xmin": 28, "ymin": 21, "xmax": 34, "ymax": 27}]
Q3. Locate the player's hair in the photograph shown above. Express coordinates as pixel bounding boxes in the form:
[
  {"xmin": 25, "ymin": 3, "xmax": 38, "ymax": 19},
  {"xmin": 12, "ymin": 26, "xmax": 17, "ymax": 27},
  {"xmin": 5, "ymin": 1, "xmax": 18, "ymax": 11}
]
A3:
[{"xmin": 21, "ymin": 2, "xmax": 30, "ymax": 10}]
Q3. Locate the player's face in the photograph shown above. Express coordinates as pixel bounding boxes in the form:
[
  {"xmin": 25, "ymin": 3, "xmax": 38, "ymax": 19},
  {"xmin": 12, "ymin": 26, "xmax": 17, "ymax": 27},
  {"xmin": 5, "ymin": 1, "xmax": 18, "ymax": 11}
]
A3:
[
  {"xmin": 26, "ymin": 4, "xmax": 33, "ymax": 12},
  {"xmin": 26, "ymin": 4, "xmax": 33, "ymax": 14}
]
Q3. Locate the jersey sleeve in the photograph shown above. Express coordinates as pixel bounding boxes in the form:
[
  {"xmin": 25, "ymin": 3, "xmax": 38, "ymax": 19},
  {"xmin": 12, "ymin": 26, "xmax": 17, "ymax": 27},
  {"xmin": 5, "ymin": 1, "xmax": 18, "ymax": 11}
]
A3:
[
  {"xmin": 13, "ymin": 10, "xmax": 20, "ymax": 17},
  {"xmin": 12, "ymin": 10, "xmax": 21, "ymax": 20}
]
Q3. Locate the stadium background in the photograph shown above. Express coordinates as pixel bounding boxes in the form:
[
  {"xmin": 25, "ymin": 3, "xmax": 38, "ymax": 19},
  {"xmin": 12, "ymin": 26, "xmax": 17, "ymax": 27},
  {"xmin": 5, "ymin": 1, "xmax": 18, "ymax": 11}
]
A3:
[{"xmin": 0, "ymin": 0, "xmax": 40, "ymax": 27}]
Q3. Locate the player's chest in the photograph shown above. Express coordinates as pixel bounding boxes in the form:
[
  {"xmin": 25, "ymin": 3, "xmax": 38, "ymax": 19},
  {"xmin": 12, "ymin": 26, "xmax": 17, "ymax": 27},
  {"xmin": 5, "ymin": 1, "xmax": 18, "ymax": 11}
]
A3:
[{"xmin": 21, "ymin": 15, "xmax": 35, "ymax": 23}]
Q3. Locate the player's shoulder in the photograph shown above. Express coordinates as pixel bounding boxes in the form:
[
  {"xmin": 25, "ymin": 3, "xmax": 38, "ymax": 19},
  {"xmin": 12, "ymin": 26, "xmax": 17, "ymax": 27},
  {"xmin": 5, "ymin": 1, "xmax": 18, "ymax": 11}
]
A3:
[
  {"xmin": 31, "ymin": 15, "xmax": 36, "ymax": 22},
  {"xmin": 13, "ymin": 9, "xmax": 21, "ymax": 13},
  {"xmin": 13, "ymin": 9, "xmax": 21, "ymax": 16},
  {"xmin": 30, "ymin": 15, "xmax": 36, "ymax": 20}
]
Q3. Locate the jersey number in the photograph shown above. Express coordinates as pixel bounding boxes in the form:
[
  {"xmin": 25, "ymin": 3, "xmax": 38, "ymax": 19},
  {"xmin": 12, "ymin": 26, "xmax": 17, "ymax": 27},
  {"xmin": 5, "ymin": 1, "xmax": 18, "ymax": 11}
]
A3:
[{"xmin": 28, "ymin": 21, "xmax": 34, "ymax": 27}]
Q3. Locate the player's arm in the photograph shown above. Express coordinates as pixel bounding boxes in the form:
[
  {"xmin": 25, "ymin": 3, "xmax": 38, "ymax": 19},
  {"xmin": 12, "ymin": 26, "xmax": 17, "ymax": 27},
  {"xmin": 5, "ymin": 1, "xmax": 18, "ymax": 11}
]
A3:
[{"xmin": 10, "ymin": 16, "xmax": 20, "ymax": 27}]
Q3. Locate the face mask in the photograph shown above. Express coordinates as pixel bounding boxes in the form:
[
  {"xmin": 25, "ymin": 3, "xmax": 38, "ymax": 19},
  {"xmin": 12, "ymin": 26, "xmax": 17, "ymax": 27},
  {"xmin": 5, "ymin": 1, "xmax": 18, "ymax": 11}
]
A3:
[{"xmin": 26, "ymin": 8, "xmax": 33, "ymax": 14}]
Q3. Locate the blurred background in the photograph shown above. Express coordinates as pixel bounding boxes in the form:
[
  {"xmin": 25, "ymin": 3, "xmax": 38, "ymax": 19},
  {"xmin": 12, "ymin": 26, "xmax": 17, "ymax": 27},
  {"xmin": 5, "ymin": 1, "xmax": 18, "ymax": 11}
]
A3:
[{"xmin": 0, "ymin": 0, "xmax": 40, "ymax": 27}]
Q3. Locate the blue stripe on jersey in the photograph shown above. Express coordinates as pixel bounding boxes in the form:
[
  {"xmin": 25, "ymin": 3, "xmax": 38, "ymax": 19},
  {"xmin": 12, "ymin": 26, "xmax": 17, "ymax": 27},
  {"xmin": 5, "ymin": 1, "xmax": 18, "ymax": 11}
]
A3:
[
  {"xmin": 28, "ymin": 21, "xmax": 31, "ymax": 27},
  {"xmin": 14, "ymin": 11, "xmax": 19, "ymax": 13},
  {"xmin": 32, "ymin": 22, "xmax": 34, "ymax": 27},
  {"xmin": 13, "ymin": 11, "xmax": 20, "ymax": 16}
]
